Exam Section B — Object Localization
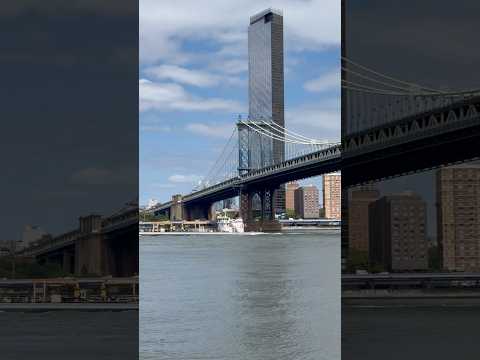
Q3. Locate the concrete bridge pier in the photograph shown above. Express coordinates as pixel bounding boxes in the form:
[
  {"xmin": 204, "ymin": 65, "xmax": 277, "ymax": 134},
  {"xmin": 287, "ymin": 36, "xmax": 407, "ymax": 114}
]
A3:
[
  {"xmin": 170, "ymin": 194, "xmax": 184, "ymax": 221},
  {"xmin": 75, "ymin": 215, "xmax": 104, "ymax": 276},
  {"xmin": 62, "ymin": 249, "xmax": 75, "ymax": 274}
]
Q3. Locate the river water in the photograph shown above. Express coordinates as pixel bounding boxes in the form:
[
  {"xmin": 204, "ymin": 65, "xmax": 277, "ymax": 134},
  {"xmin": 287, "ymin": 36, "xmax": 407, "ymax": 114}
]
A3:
[
  {"xmin": 140, "ymin": 232, "xmax": 341, "ymax": 360},
  {"xmin": 342, "ymin": 306, "xmax": 480, "ymax": 360}
]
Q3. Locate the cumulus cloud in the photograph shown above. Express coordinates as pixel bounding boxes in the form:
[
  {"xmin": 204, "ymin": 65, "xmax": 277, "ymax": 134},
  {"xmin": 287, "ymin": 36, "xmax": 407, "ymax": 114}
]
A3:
[
  {"xmin": 140, "ymin": 124, "xmax": 172, "ymax": 133},
  {"xmin": 185, "ymin": 123, "xmax": 234, "ymax": 139},
  {"xmin": 144, "ymin": 65, "xmax": 220, "ymax": 87},
  {"xmin": 140, "ymin": 0, "xmax": 340, "ymax": 64},
  {"xmin": 150, "ymin": 182, "xmax": 176, "ymax": 189},
  {"xmin": 168, "ymin": 174, "xmax": 203, "ymax": 184},
  {"xmin": 209, "ymin": 58, "xmax": 248, "ymax": 75},
  {"xmin": 286, "ymin": 99, "xmax": 341, "ymax": 141},
  {"xmin": 139, "ymin": 79, "xmax": 245, "ymax": 113},
  {"xmin": 304, "ymin": 68, "xmax": 340, "ymax": 92}
]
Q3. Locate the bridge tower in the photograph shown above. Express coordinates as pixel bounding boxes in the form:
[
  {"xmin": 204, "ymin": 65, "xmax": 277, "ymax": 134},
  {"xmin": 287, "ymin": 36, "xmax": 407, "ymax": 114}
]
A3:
[
  {"xmin": 239, "ymin": 186, "xmax": 281, "ymax": 232},
  {"xmin": 170, "ymin": 194, "xmax": 183, "ymax": 221}
]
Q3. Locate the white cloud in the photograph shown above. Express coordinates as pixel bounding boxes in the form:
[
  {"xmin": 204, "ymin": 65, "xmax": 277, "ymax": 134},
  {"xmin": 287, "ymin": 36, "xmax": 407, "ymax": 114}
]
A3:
[
  {"xmin": 185, "ymin": 123, "xmax": 234, "ymax": 139},
  {"xmin": 140, "ymin": 0, "xmax": 340, "ymax": 64},
  {"xmin": 145, "ymin": 65, "xmax": 220, "ymax": 87},
  {"xmin": 139, "ymin": 79, "xmax": 245, "ymax": 113},
  {"xmin": 168, "ymin": 174, "xmax": 203, "ymax": 184},
  {"xmin": 210, "ymin": 58, "xmax": 248, "ymax": 75},
  {"xmin": 144, "ymin": 64, "xmax": 246, "ymax": 89},
  {"xmin": 151, "ymin": 183, "xmax": 176, "ymax": 189},
  {"xmin": 304, "ymin": 68, "xmax": 340, "ymax": 92},
  {"xmin": 140, "ymin": 125, "xmax": 172, "ymax": 133},
  {"xmin": 286, "ymin": 99, "xmax": 340, "ymax": 141}
]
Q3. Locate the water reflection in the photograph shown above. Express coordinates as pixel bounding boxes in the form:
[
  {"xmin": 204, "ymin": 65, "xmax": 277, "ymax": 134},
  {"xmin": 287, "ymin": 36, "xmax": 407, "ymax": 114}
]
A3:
[{"xmin": 140, "ymin": 233, "xmax": 340, "ymax": 360}]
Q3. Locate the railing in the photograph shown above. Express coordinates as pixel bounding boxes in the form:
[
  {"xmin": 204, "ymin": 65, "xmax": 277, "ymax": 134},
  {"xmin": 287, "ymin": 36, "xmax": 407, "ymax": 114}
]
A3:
[
  {"xmin": 0, "ymin": 277, "xmax": 139, "ymax": 304},
  {"xmin": 21, "ymin": 207, "xmax": 138, "ymax": 255}
]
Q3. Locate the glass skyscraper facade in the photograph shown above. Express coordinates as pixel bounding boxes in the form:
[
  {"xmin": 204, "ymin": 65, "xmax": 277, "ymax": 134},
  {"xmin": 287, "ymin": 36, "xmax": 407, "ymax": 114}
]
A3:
[
  {"xmin": 246, "ymin": 8, "xmax": 285, "ymax": 213},
  {"xmin": 248, "ymin": 11, "xmax": 273, "ymax": 119}
]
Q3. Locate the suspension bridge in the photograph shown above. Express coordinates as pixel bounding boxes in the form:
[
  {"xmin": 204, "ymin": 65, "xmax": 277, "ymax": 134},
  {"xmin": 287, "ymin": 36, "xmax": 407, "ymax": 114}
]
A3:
[{"xmin": 150, "ymin": 59, "xmax": 480, "ymax": 231}]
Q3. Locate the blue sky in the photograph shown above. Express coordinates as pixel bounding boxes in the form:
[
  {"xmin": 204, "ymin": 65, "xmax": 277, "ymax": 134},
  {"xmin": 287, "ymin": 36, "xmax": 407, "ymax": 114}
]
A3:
[{"xmin": 140, "ymin": 0, "xmax": 340, "ymax": 206}]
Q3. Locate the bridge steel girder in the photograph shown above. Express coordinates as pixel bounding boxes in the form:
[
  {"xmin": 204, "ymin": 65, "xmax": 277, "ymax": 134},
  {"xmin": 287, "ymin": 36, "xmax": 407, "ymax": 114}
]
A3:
[
  {"xmin": 340, "ymin": 98, "xmax": 480, "ymax": 266},
  {"xmin": 243, "ymin": 156, "xmax": 341, "ymax": 189},
  {"xmin": 183, "ymin": 201, "xmax": 215, "ymax": 221},
  {"xmin": 342, "ymin": 117, "xmax": 480, "ymax": 187},
  {"xmin": 342, "ymin": 97, "xmax": 480, "ymax": 186},
  {"xmin": 239, "ymin": 185, "xmax": 280, "ymax": 232}
]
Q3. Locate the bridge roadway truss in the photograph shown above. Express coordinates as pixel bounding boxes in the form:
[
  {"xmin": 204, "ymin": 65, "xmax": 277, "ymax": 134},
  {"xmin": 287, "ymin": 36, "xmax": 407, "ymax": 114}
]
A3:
[
  {"xmin": 154, "ymin": 145, "xmax": 341, "ymax": 231},
  {"xmin": 21, "ymin": 207, "xmax": 138, "ymax": 277},
  {"xmin": 152, "ymin": 95, "xmax": 480, "ymax": 231},
  {"xmin": 342, "ymin": 95, "xmax": 480, "ymax": 186}
]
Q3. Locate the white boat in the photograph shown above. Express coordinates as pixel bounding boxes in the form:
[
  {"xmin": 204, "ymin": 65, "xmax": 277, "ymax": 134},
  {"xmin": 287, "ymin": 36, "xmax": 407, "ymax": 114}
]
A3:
[{"xmin": 217, "ymin": 216, "xmax": 245, "ymax": 233}]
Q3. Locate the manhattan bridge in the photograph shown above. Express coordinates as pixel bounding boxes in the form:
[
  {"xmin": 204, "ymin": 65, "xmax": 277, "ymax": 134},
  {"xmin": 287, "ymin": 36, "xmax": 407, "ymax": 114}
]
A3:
[{"xmin": 151, "ymin": 57, "xmax": 480, "ymax": 232}]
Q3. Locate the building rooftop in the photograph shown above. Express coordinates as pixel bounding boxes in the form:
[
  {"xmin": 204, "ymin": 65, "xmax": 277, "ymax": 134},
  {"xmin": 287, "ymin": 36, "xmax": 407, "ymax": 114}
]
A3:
[{"xmin": 250, "ymin": 8, "xmax": 283, "ymax": 24}]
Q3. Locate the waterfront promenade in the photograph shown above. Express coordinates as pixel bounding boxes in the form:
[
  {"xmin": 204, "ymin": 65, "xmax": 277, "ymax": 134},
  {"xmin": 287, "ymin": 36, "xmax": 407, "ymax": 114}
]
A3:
[{"xmin": 0, "ymin": 277, "xmax": 138, "ymax": 307}]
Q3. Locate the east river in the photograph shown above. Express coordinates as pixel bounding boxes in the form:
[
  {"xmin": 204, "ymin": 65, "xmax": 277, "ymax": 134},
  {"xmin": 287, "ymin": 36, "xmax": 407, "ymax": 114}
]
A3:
[
  {"xmin": 140, "ymin": 232, "xmax": 341, "ymax": 360},
  {"xmin": 0, "ymin": 231, "xmax": 478, "ymax": 359}
]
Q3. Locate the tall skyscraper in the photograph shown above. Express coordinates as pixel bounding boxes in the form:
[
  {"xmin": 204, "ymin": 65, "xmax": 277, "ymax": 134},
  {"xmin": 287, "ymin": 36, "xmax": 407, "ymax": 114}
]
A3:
[
  {"xmin": 323, "ymin": 173, "xmax": 341, "ymax": 219},
  {"xmin": 437, "ymin": 166, "xmax": 480, "ymax": 272},
  {"xmin": 369, "ymin": 192, "xmax": 428, "ymax": 272},
  {"xmin": 248, "ymin": 8, "xmax": 285, "ymax": 213},
  {"xmin": 285, "ymin": 181, "xmax": 299, "ymax": 212},
  {"xmin": 294, "ymin": 185, "xmax": 320, "ymax": 219},
  {"xmin": 348, "ymin": 186, "xmax": 380, "ymax": 253},
  {"xmin": 248, "ymin": 8, "xmax": 284, "ymax": 132}
]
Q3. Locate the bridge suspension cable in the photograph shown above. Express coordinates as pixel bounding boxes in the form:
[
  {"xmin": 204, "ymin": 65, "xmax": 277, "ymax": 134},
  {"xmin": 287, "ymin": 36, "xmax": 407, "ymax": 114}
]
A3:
[
  {"xmin": 342, "ymin": 67, "xmax": 441, "ymax": 94},
  {"xmin": 201, "ymin": 127, "xmax": 239, "ymax": 188},
  {"xmin": 342, "ymin": 57, "xmax": 444, "ymax": 94},
  {"xmin": 239, "ymin": 120, "xmax": 337, "ymax": 146},
  {"xmin": 342, "ymin": 57, "xmax": 480, "ymax": 97},
  {"xmin": 239, "ymin": 120, "xmax": 321, "ymax": 145},
  {"xmin": 259, "ymin": 119, "xmax": 333, "ymax": 145}
]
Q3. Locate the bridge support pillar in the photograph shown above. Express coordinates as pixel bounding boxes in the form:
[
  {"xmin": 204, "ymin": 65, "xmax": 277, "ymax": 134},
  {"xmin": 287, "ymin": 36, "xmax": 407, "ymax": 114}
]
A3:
[
  {"xmin": 62, "ymin": 249, "xmax": 75, "ymax": 274},
  {"xmin": 239, "ymin": 188, "xmax": 251, "ymax": 223},
  {"xmin": 240, "ymin": 186, "xmax": 281, "ymax": 232},
  {"xmin": 170, "ymin": 194, "xmax": 184, "ymax": 221}
]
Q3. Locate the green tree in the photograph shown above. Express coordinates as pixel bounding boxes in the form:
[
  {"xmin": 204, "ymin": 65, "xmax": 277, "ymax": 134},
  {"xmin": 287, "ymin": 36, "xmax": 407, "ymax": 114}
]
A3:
[
  {"xmin": 286, "ymin": 209, "xmax": 296, "ymax": 219},
  {"xmin": 139, "ymin": 211, "xmax": 168, "ymax": 222}
]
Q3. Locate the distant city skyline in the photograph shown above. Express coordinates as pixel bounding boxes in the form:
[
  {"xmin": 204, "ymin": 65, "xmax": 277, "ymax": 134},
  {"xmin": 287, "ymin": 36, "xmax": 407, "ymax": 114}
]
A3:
[{"xmin": 140, "ymin": 1, "xmax": 341, "ymax": 205}]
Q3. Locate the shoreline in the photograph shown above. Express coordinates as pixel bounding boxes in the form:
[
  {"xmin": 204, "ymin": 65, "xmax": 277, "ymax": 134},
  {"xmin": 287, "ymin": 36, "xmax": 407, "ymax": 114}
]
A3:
[
  {"xmin": 140, "ymin": 227, "xmax": 340, "ymax": 236},
  {"xmin": 0, "ymin": 303, "xmax": 138, "ymax": 312}
]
